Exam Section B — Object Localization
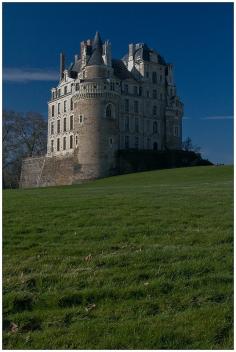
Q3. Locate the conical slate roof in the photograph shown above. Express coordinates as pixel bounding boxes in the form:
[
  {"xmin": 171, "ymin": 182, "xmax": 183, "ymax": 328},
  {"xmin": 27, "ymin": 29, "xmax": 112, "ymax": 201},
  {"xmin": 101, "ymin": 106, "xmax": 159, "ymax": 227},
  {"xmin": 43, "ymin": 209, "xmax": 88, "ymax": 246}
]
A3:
[
  {"xmin": 88, "ymin": 49, "xmax": 104, "ymax": 66},
  {"xmin": 87, "ymin": 31, "xmax": 104, "ymax": 66},
  {"xmin": 92, "ymin": 31, "xmax": 103, "ymax": 52}
]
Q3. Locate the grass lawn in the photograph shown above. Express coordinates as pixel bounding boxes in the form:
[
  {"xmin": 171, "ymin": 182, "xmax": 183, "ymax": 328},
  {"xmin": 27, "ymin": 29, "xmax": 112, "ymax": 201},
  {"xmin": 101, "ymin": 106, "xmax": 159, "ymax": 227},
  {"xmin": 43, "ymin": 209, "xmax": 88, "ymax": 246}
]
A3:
[{"xmin": 3, "ymin": 165, "xmax": 233, "ymax": 349}]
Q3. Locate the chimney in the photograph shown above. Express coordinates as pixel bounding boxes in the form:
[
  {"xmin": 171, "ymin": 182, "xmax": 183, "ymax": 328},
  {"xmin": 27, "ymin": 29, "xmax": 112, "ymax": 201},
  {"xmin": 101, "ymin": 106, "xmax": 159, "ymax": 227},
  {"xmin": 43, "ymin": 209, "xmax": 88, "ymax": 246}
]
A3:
[{"xmin": 60, "ymin": 52, "xmax": 65, "ymax": 80}]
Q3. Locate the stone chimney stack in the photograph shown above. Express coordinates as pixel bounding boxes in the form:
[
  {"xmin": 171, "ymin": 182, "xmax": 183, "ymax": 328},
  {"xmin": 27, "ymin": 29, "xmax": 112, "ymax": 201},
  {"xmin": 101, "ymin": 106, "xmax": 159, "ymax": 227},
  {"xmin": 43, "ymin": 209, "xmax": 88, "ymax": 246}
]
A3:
[{"xmin": 60, "ymin": 52, "xmax": 65, "ymax": 80}]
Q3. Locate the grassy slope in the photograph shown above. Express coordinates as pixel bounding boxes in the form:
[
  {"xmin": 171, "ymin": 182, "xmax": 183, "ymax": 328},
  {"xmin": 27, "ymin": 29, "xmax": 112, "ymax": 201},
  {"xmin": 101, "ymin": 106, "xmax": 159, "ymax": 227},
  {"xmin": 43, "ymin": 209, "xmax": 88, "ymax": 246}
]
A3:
[{"xmin": 3, "ymin": 165, "xmax": 233, "ymax": 349}]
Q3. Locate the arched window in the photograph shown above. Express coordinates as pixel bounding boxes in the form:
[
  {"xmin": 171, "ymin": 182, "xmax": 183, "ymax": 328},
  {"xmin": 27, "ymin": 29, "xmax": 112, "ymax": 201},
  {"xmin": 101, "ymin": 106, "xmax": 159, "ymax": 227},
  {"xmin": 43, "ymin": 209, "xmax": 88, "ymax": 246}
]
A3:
[
  {"xmin": 105, "ymin": 104, "xmax": 114, "ymax": 118},
  {"xmin": 153, "ymin": 142, "xmax": 158, "ymax": 151},
  {"xmin": 153, "ymin": 121, "xmax": 158, "ymax": 133}
]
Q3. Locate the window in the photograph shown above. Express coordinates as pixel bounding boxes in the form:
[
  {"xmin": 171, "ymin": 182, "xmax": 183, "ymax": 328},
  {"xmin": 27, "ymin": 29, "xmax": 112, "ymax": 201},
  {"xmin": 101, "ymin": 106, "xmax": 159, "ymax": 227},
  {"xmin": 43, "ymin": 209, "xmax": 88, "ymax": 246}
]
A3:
[
  {"xmin": 160, "ymin": 75, "xmax": 163, "ymax": 83},
  {"xmin": 57, "ymin": 120, "xmax": 60, "ymax": 134},
  {"xmin": 51, "ymin": 122, "xmax": 54, "ymax": 135},
  {"xmin": 135, "ymin": 118, "xmax": 139, "ymax": 132},
  {"xmin": 153, "ymin": 121, "xmax": 158, "ymax": 133},
  {"xmin": 160, "ymin": 93, "xmax": 163, "ymax": 101},
  {"xmin": 146, "ymin": 72, "xmax": 149, "ymax": 78},
  {"xmin": 75, "ymin": 135, "xmax": 78, "ymax": 146},
  {"xmin": 124, "ymin": 84, "xmax": 128, "ymax": 94},
  {"xmin": 139, "ymin": 87, "xmax": 142, "ymax": 97},
  {"xmin": 147, "ymin": 120, "xmax": 150, "ymax": 133},
  {"xmin": 52, "ymin": 105, "xmax": 55, "ymax": 117},
  {"xmin": 58, "ymin": 103, "xmax": 60, "ymax": 114},
  {"xmin": 133, "ymin": 86, "xmax": 138, "ymax": 96},
  {"xmin": 63, "ymin": 118, "xmax": 66, "ymax": 132},
  {"xmin": 70, "ymin": 135, "xmax": 73, "ymax": 149},
  {"xmin": 153, "ymin": 142, "xmax": 158, "ymax": 151},
  {"xmin": 125, "ymin": 136, "xmax": 129, "ymax": 149},
  {"xmin": 147, "ymin": 137, "xmax": 150, "ymax": 149},
  {"xmin": 64, "ymin": 86, "xmax": 67, "ymax": 95},
  {"xmin": 109, "ymin": 137, "xmax": 113, "ymax": 147},
  {"xmin": 76, "ymin": 83, "xmax": 79, "ymax": 91},
  {"xmin": 64, "ymin": 101, "xmax": 67, "ymax": 113},
  {"xmin": 125, "ymin": 99, "xmax": 129, "ymax": 113},
  {"xmin": 153, "ymin": 105, "xmax": 157, "ymax": 116},
  {"xmin": 79, "ymin": 115, "xmax": 83, "ymax": 123},
  {"xmin": 57, "ymin": 138, "xmax": 60, "ymax": 151},
  {"xmin": 152, "ymin": 72, "xmax": 157, "ymax": 84},
  {"xmin": 58, "ymin": 89, "xmax": 61, "ymax": 97},
  {"xmin": 153, "ymin": 90, "xmax": 157, "ymax": 99},
  {"xmin": 63, "ymin": 136, "xmax": 66, "ymax": 150},
  {"xmin": 125, "ymin": 116, "xmax": 129, "ymax": 131},
  {"xmin": 134, "ymin": 101, "xmax": 139, "ymax": 114},
  {"xmin": 146, "ymin": 90, "xmax": 150, "ymax": 98},
  {"xmin": 174, "ymin": 126, "xmax": 179, "ymax": 137},
  {"xmin": 106, "ymin": 104, "xmax": 112, "ymax": 118},
  {"xmin": 70, "ymin": 98, "xmax": 73, "ymax": 110},
  {"xmin": 70, "ymin": 115, "xmax": 73, "ymax": 130},
  {"xmin": 135, "ymin": 136, "xmax": 139, "ymax": 149},
  {"xmin": 51, "ymin": 140, "xmax": 54, "ymax": 152}
]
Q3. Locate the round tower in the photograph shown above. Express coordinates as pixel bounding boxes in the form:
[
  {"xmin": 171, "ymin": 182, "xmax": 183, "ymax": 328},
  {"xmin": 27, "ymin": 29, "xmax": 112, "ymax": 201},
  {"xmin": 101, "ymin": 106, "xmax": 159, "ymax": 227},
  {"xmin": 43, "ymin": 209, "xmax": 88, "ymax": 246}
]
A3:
[{"xmin": 73, "ymin": 32, "xmax": 120, "ymax": 181}]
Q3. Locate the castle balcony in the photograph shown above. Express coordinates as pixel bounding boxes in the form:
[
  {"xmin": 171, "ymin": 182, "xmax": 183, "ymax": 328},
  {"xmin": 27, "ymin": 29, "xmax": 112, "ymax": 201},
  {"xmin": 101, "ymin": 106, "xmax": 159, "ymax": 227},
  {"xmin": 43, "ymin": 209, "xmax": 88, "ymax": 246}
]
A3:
[{"xmin": 73, "ymin": 81, "xmax": 121, "ymax": 100}]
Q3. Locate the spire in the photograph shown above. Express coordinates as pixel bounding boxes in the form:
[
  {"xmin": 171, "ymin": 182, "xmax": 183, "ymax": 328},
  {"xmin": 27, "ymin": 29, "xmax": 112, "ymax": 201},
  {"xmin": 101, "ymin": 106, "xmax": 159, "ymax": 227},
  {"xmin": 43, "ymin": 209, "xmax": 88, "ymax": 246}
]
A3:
[{"xmin": 92, "ymin": 31, "xmax": 103, "ymax": 52}]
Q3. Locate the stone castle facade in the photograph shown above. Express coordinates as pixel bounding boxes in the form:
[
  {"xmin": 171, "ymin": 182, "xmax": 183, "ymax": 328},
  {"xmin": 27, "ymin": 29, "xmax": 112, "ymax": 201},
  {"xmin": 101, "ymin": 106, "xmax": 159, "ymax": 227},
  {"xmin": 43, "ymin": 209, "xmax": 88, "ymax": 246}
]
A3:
[{"xmin": 20, "ymin": 31, "xmax": 183, "ymax": 188}]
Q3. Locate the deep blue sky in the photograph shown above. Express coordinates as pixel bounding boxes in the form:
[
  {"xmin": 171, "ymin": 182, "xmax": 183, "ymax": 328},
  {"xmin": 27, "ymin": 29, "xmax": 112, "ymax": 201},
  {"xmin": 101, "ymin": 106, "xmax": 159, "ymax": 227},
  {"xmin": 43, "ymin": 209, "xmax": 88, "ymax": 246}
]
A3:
[{"xmin": 3, "ymin": 2, "xmax": 233, "ymax": 164}]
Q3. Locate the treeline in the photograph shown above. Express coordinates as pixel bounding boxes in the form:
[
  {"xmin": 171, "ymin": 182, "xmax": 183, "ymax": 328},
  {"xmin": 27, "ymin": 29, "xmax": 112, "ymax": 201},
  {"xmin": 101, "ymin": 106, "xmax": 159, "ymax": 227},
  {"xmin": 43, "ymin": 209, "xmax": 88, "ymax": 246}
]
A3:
[{"xmin": 3, "ymin": 110, "xmax": 47, "ymax": 188}]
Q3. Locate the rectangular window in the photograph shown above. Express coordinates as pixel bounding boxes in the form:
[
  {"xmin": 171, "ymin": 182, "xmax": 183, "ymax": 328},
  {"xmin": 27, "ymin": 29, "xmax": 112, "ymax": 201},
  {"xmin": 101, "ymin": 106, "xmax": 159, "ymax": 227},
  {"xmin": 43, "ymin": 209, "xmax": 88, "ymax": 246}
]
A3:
[
  {"xmin": 51, "ymin": 140, "xmax": 54, "ymax": 152},
  {"xmin": 58, "ymin": 89, "xmax": 61, "ymax": 97},
  {"xmin": 57, "ymin": 138, "xmax": 60, "ymax": 151},
  {"xmin": 109, "ymin": 137, "xmax": 113, "ymax": 147},
  {"xmin": 125, "ymin": 99, "xmax": 129, "ymax": 113},
  {"xmin": 70, "ymin": 135, "xmax": 73, "ymax": 149},
  {"xmin": 124, "ymin": 84, "xmax": 128, "ymax": 94},
  {"xmin": 51, "ymin": 122, "xmax": 54, "ymax": 135},
  {"xmin": 133, "ymin": 86, "xmax": 138, "ymax": 96},
  {"xmin": 76, "ymin": 83, "xmax": 79, "ymax": 91},
  {"xmin": 160, "ymin": 93, "xmax": 163, "ymax": 101},
  {"xmin": 58, "ymin": 103, "xmax": 60, "ymax": 114},
  {"xmin": 64, "ymin": 101, "xmax": 67, "ymax": 113},
  {"xmin": 125, "ymin": 136, "xmax": 129, "ymax": 149},
  {"xmin": 70, "ymin": 98, "xmax": 73, "ymax": 110},
  {"xmin": 146, "ymin": 90, "xmax": 150, "ymax": 98},
  {"xmin": 152, "ymin": 72, "xmax": 157, "ymax": 84},
  {"xmin": 75, "ymin": 135, "xmax": 78, "ymax": 146},
  {"xmin": 160, "ymin": 75, "xmax": 163, "ymax": 83},
  {"xmin": 70, "ymin": 116, "xmax": 73, "ymax": 130},
  {"xmin": 135, "ymin": 136, "xmax": 139, "ymax": 149},
  {"xmin": 64, "ymin": 86, "xmax": 67, "ymax": 95},
  {"xmin": 174, "ymin": 126, "xmax": 179, "ymax": 137},
  {"xmin": 52, "ymin": 105, "xmax": 55, "ymax": 117},
  {"xmin": 153, "ymin": 90, "xmax": 157, "ymax": 99},
  {"xmin": 139, "ymin": 87, "xmax": 142, "ymax": 96},
  {"xmin": 125, "ymin": 116, "xmax": 129, "ymax": 131},
  {"xmin": 146, "ymin": 72, "xmax": 149, "ymax": 78},
  {"xmin": 63, "ymin": 136, "xmax": 66, "ymax": 150},
  {"xmin": 79, "ymin": 115, "xmax": 83, "ymax": 123},
  {"xmin": 147, "ymin": 120, "xmax": 150, "ymax": 133},
  {"xmin": 63, "ymin": 118, "xmax": 66, "ymax": 132},
  {"xmin": 153, "ymin": 105, "xmax": 157, "ymax": 116},
  {"xmin": 134, "ymin": 101, "xmax": 139, "ymax": 114},
  {"xmin": 57, "ymin": 120, "xmax": 60, "ymax": 134},
  {"xmin": 147, "ymin": 138, "xmax": 150, "ymax": 149},
  {"xmin": 135, "ymin": 118, "xmax": 139, "ymax": 132}
]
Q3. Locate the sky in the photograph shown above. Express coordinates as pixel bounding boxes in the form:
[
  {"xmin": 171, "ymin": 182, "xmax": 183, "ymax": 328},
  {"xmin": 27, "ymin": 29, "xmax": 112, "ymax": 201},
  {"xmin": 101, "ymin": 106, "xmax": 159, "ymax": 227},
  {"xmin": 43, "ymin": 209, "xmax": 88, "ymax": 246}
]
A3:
[{"xmin": 2, "ymin": 2, "xmax": 233, "ymax": 164}]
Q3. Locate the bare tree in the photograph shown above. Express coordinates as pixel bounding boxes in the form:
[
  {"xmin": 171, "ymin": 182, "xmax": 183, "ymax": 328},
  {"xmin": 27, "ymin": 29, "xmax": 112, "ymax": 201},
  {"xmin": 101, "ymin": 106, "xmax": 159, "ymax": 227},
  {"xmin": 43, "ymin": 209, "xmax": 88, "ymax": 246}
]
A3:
[
  {"xmin": 182, "ymin": 137, "xmax": 201, "ymax": 153},
  {"xmin": 2, "ymin": 110, "xmax": 47, "ymax": 188}
]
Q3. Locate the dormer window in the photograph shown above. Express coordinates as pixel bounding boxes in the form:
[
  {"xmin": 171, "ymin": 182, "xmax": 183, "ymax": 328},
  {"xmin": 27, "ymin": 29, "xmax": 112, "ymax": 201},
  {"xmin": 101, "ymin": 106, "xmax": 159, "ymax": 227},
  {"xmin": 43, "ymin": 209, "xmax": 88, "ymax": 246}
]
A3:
[{"xmin": 64, "ymin": 86, "xmax": 67, "ymax": 95}]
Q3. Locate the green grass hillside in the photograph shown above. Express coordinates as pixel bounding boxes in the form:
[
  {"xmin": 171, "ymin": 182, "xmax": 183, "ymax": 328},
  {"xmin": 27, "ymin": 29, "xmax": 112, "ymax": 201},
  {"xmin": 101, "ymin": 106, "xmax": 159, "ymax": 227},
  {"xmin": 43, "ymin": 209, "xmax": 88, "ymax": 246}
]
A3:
[{"xmin": 3, "ymin": 166, "xmax": 233, "ymax": 349}]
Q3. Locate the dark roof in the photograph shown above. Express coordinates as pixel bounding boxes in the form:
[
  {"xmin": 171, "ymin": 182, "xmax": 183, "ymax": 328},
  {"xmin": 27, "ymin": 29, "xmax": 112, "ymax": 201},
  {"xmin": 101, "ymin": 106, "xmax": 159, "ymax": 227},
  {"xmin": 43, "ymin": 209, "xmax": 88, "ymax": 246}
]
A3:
[
  {"xmin": 92, "ymin": 31, "xmax": 103, "ymax": 52},
  {"xmin": 112, "ymin": 59, "xmax": 136, "ymax": 80},
  {"xmin": 87, "ymin": 49, "xmax": 104, "ymax": 66}
]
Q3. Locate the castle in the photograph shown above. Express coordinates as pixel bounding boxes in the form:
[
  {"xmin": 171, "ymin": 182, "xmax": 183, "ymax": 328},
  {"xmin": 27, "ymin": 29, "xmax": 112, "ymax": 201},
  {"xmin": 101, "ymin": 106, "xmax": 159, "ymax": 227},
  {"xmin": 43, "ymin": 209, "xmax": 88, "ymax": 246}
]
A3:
[{"xmin": 20, "ymin": 31, "xmax": 183, "ymax": 188}]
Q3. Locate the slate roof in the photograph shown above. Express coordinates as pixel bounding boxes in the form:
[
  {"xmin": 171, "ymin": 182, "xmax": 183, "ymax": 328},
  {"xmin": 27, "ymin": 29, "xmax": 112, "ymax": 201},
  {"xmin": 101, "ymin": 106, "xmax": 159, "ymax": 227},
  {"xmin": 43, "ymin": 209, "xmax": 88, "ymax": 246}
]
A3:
[{"xmin": 112, "ymin": 59, "xmax": 136, "ymax": 81}]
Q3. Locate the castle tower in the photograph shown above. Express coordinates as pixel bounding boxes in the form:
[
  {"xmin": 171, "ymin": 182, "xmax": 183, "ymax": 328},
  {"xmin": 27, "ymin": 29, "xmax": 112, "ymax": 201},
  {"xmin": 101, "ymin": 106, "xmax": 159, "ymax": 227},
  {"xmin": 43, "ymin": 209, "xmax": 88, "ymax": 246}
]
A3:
[{"xmin": 73, "ymin": 31, "xmax": 120, "ymax": 181}]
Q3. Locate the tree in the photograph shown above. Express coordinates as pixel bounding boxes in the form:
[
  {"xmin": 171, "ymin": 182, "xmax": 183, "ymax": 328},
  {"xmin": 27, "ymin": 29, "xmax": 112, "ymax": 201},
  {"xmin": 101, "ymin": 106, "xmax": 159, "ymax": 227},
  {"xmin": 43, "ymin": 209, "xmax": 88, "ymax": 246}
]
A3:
[
  {"xmin": 2, "ymin": 110, "xmax": 47, "ymax": 188},
  {"xmin": 182, "ymin": 137, "xmax": 201, "ymax": 153}
]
